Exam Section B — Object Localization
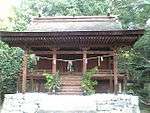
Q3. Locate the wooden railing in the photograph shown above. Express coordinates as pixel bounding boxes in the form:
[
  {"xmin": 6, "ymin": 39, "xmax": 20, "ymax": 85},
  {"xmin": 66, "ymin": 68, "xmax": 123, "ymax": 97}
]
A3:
[
  {"xmin": 93, "ymin": 69, "xmax": 125, "ymax": 78},
  {"xmin": 28, "ymin": 69, "xmax": 51, "ymax": 76},
  {"xmin": 28, "ymin": 69, "xmax": 116, "ymax": 77},
  {"xmin": 28, "ymin": 70, "xmax": 83, "ymax": 76},
  {"xmin": 96, "ymin": 69, "xmax": 113, "ymax": 74}
]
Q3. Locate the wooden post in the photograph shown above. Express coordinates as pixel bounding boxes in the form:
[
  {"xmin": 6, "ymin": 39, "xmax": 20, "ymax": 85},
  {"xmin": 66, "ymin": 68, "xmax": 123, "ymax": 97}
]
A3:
[
  {"xmin": 123, "ymin": 76, "xmax": 127, "ymax": 92},
  {"xmin": 109, "ymin": 77, "xmax": 113, "ymax": 93},
  {"xmin": 52, "ymin": 49, "xmax": 57, "ymax": 74},
  {"xmin": 30, "ymin": 72, "xmax": 34, "ymax": 92},
  {"xmin": 108, "ymin": 57, "xmax": 111, "ymax": 70},
  {"xmin": 17, "ymin": 75, "xmax": 20, "ymax": 93},
  {"xmin": 22, "ymin": 49, "xmax": 29, "ymax": 93},
  {"xmin": 83, "ymin": 50, "xmax": 87, "ymax": 74},
  {"xmin": 113, "ymin": 49, "xmax": 118, "ymax": 94}
]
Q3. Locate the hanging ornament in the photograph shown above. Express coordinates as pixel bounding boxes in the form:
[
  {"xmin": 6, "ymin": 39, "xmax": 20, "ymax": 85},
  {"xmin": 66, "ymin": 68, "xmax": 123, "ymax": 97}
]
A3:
[
  {"xmin": 85, "ymin": 58, "xmax": 88, "ymax": 64},
  {"xmin": 100, "ymin": 56, "xmax": 104, "ymax": 61},
  {"xmin": 53, "ymin": 59, "xmax": 56, "ymax": 64},
  {"xmin": 67, "ymin": 60, "xmax": 73, "ymax": 72},
  {"xmin": 98, "ymin": 56, "xmax": 101, "ymax": 66}
]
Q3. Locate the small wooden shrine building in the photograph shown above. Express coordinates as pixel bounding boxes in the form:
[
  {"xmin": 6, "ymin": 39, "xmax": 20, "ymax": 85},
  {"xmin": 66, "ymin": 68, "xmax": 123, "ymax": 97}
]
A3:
[{"xmin": 0, "ymin": 16, "xmax": 144, "ymax": 95}]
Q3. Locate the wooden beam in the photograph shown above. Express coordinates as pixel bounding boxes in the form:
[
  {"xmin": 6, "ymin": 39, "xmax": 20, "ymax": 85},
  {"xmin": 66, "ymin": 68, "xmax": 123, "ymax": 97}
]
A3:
[
  {"xmin": 0, "ymin": 29, "xmax": 144, "ymax": 37},
  {"xmin": 22, "ymin": 49, "xmax": 29, "ymax": 93},
  {"xmin": 113, "ymin": 49, "xmax": 118, "ymax": 94},
  {"xmin": 32, "ymin": 51, "xmax": 114, "ymax": 55},
  {"xmin": 27, "ymin": 44, "xmax": 114, "ymax": 48}
]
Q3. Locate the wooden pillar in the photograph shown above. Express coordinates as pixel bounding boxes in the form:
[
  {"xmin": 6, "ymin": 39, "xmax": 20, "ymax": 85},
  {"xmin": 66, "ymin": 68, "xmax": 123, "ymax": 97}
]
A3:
[
  {"xmin": 52, "ymin": 49, "xmax": 57, "ymax": 74},
  {"xmin": 22, "ymin": 49, "xmax": 29, "ymax": 93},
  {"xmin": 108, "ymin": 57, "xmax": 111, "ymax": 70},
  {"xmin": 17, "ymin": 76, "xmax": 20, "ymax": 93},
  {"xmin": 123, "ymin": 76, "xmax": 127, "ymax": 92},
  {"xmin": 83, "ymin": 50, "xmax": 87, "ymax": 74},
  {"xmin": 37, "ymin": 79, "xmax": 41, "ymax": 92},
  {"xmin": 109, "ymin": 77, "xmax": 113, "ymax": 93},
  {"xmin": 113, "ymin": 49, "xmax": 118, "ymax": 94},
  {"xmin": 30, "ymin": 72, "xmax": 34, "ymax": 92}
]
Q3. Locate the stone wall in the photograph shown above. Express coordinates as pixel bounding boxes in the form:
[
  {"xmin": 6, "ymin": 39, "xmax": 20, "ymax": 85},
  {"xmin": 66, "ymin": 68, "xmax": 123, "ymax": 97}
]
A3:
[{"xmin": 1, "ymin": 93, "xmax": 140, "ymax": 113}]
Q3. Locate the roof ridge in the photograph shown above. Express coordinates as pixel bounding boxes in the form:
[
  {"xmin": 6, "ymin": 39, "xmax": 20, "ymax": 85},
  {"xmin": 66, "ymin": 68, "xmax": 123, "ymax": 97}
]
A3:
[{"xmin": 27, "ymin": 15, "xmax": 122, "ymax": 32}]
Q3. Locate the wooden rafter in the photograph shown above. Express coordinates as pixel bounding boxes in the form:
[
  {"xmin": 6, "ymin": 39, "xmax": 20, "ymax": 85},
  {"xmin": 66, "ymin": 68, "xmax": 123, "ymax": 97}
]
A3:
[{"xmin": 32, "ymin": 51, "xmax": 114, "ymax": 55}]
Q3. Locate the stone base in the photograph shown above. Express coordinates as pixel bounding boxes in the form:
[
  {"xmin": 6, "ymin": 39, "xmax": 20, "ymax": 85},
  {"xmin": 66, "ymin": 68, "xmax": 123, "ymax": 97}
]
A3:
[{"xmin": 1, "ymin": 93, "xmax": 140, "ymax": 113}]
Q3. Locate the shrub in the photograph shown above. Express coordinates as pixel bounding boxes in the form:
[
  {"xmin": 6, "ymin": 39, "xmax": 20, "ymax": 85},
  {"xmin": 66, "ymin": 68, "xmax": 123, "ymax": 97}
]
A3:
[{"xmin": 81, "ymin": 67, "xmax": 97, "ymax": 95}]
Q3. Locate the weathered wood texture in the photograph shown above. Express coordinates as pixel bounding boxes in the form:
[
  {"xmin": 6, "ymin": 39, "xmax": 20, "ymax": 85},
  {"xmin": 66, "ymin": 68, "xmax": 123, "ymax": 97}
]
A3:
[
  {"xmin": 113, "ymin": 50, "xmax": 118, "ymax": 94},
  {"xmin": 21, "ymin": 49, "xmax": 29, "ymax": 93},
  {"xmin": 0, "ymin": 30, "xmax": 144, "ymax": 49}
]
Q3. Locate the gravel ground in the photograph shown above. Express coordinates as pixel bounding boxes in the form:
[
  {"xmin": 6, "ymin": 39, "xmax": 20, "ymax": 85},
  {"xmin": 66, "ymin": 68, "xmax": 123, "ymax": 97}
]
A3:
[{"xmin": 1, "ymin": 102, "xmax": 149, "ymax": 113}]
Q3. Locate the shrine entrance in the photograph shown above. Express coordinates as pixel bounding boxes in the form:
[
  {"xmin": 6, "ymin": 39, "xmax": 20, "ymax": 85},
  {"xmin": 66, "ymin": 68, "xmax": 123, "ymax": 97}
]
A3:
[{"xmin": 57, "ymin": 54, "xmax": 83, "ymax": 73}]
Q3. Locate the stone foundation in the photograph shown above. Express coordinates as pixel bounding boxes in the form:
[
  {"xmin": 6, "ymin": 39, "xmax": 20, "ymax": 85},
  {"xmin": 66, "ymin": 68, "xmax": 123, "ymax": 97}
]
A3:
[{"xmin": 1, "ymin": 93, "xmax": 140, "ymax": 113}]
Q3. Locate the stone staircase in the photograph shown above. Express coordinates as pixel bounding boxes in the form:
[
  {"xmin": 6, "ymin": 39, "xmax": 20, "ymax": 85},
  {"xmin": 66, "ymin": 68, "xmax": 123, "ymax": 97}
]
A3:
[{"xmin": 58, "ymin": 73, "xmax": 83, "ymax": 95}]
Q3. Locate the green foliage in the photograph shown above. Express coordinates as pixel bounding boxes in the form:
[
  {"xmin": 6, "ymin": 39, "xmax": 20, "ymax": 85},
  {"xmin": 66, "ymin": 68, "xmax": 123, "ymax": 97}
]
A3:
[
  {"xmin": 81, "ymin": 68, "xmax": 97, "ymax": 95},
  {"xmin": 43, "ymin": 71, "xmax": 60, "ymax": 93},
  {"xmin": 134, "ymin": 30, "xmax": 150, "ymax": 60},
  {"xmin": 0, "ymin": 41, "xmax": 39, "ymax": 103},
  {"xmin": 0, "ymin": 41, "xmax": 23, "ymax": 103},
  {"xmin": 118, "ymin": 48, "xmax": 143, "ymax": 80},
  {"xmin": 0, "ymin": 0, "xmax": 110, "ymax": 31},
  {"xmin": 1, "ymin": 0, "xmax": 149, "ymax": 31},
  {"xmin": 118, "ymin": 46, "xmax": 150, "ymax": 103}
]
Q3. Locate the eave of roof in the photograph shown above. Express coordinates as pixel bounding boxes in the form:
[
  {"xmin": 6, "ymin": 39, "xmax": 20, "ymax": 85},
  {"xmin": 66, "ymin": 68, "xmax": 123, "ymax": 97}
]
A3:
[
  {"xmin": 0, "ymin": 29, "xmax": 144, "ymax": 49},
  {"xmin": 0, "ymin": 29, "xmax": 144, "ymax": 37}
]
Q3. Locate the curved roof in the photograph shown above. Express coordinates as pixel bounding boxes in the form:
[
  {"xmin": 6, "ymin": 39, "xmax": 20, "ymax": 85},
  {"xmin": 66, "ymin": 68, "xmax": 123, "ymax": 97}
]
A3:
[
  {"xmin": 0, "ymin": 16, "xmax": 144, "ymax": 50},
  {"xmin": 27, "ymin": 16, "xmax": 122, "ymax": 32}
]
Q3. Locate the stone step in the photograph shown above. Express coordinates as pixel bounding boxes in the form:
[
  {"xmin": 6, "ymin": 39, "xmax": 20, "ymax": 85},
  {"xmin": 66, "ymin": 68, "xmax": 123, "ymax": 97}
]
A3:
[
  {"xmin": 61, "ymin": 73, "xmax": 82, "ymax": 76},
  {"xmin": 61, "ymin": 76, "xmax": 82, "ymax": 79},
  {"xmin": 61, "ymin": 88, "xmax": 82, "ymax": 92},
  {"xmin": 60, "ymin": 77, "xmax": 82, "ymax": 81},
  {"xmin": 58, "ymin": 91, "xmax": 83, "ymax": 95},
  {"xmin": 61, "ymin": 89, "xmax": 82, "ymax": 92},
  {"xmin": 60, "ymin": 74, "xmax": 82, "ymax": 95},
  {"xmin": 61, "ymin": 81, "xmax": 81, "ymax": 86},
  {"xmin": 61, "ymin": 85, "xmax": 82, "ymax": 89}
]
